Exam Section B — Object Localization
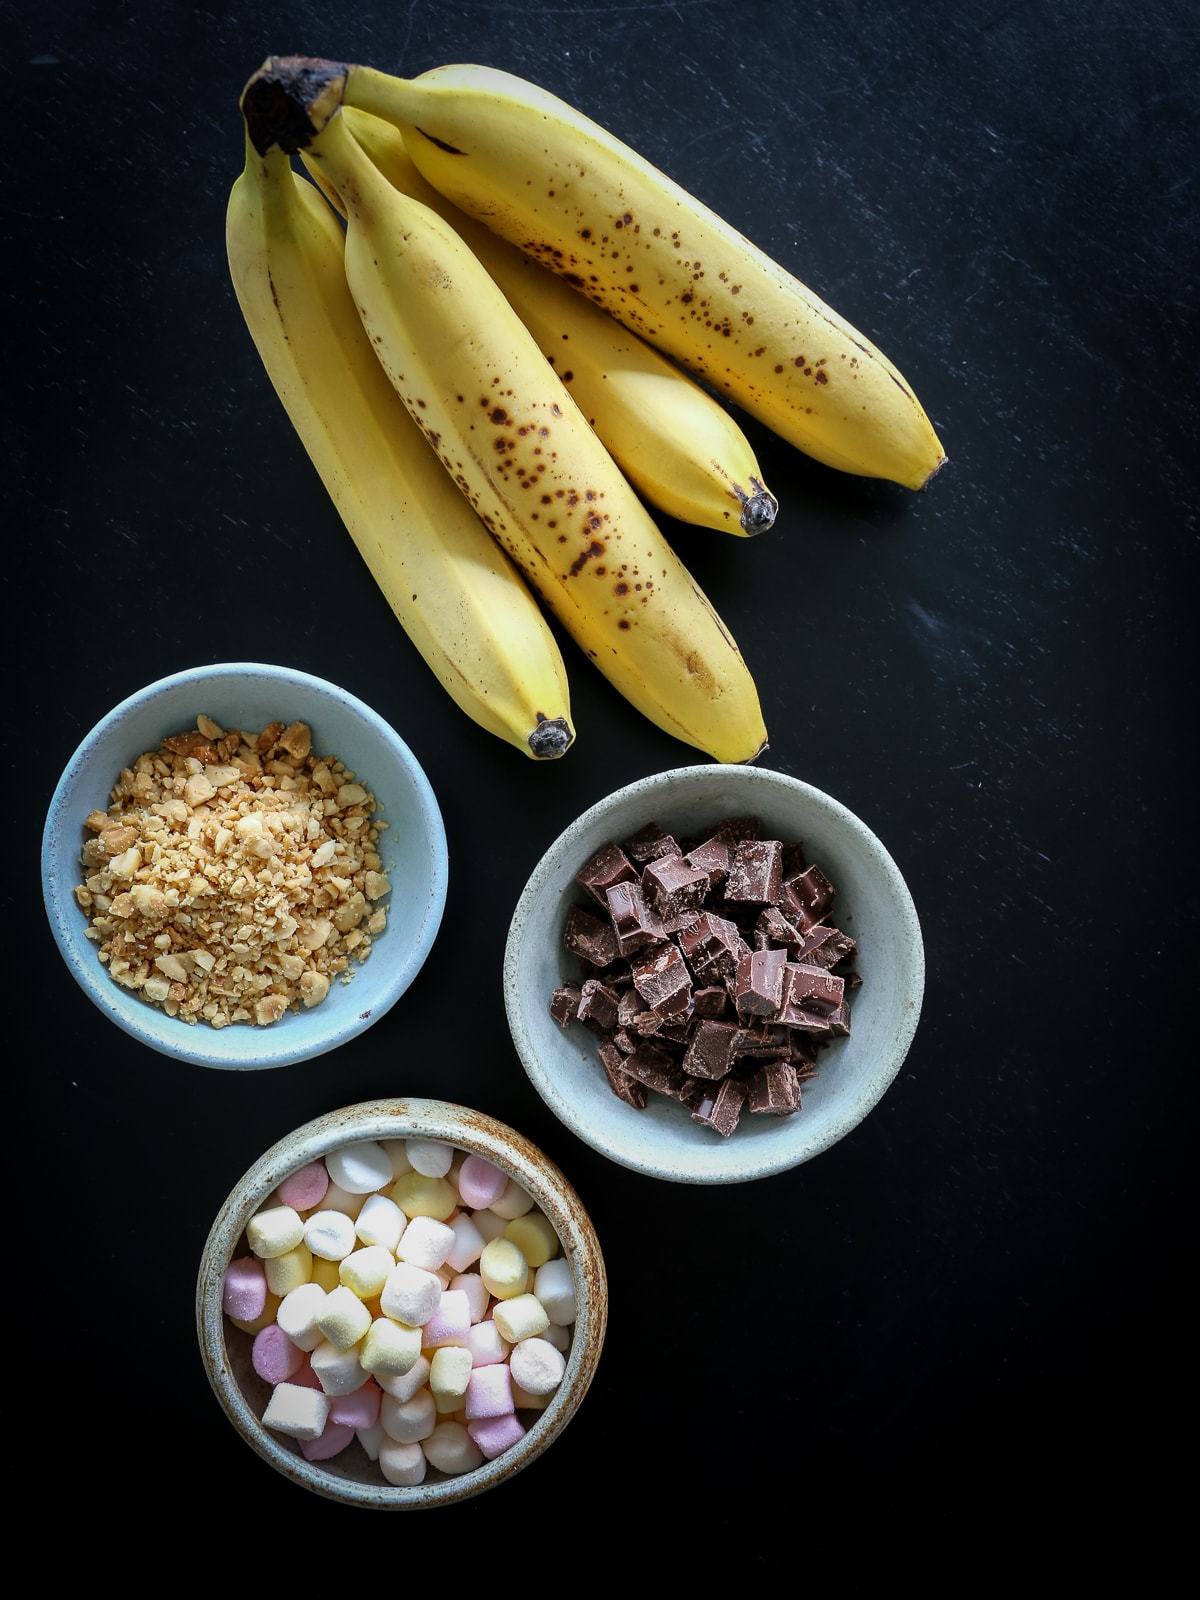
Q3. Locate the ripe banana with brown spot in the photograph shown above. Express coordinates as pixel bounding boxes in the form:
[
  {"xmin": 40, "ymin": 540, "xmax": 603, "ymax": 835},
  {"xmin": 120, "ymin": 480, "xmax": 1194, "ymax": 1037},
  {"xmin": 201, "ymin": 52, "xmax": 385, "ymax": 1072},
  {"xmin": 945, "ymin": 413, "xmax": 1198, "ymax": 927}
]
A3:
[
  {"xmin": 226, "ymin": 125, "xmax": 574, "ymax": 759},
  {"xmin": 343, "ymin": 62, "xmax": 946, "ymax": 491},
  {"xmin": 303, "ymin": 106, "xmax": 777, "ymax": 537},
  {"xmin": 241, "ymin": 60, "xmax": 766, "ymax": 763}
]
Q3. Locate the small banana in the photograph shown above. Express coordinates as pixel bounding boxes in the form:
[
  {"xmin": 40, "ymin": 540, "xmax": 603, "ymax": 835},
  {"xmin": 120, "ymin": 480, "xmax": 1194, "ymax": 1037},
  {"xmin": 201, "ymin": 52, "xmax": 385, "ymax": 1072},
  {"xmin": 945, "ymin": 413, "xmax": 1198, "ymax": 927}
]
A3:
[
  {"xmin": 304, "ymin": 107, "xmax": 776, "ymax": 537},
  {"xmin": 226, "ymin": 127, "xmax": 574, "ymax": 759},
  {"xmin": 344, "ymin": 62, "xmax": 946, "ymax": 491},
  {"xmin": 242, "ymin": 60, "xmax": 766, "ymax": 763}
]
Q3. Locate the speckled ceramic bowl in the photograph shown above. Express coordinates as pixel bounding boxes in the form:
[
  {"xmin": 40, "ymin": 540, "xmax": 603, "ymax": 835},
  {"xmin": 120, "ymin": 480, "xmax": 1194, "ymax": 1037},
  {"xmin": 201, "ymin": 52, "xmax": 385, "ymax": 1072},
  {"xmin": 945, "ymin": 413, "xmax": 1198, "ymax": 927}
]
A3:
[
  {"xmin": 197, "ymin": 1099, "xmax": 607, "ymax": 1507},
  {"xmin": 41, "ymin": 663, "xmax": 447, "ymax": 1070},
  {"xmin": 505, "ymin": 765, "xmax": 924, "ymax": 1183}
]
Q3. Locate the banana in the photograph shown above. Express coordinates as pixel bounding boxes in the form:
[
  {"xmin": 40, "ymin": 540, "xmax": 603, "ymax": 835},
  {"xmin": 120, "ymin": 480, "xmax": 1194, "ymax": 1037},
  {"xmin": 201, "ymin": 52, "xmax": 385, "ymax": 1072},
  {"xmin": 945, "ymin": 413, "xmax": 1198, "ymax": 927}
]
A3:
[
  {"xmin": 226, "ymin": 129, "xmax": 574, "ymax": 759},
  {"xmin": 303, "ymin": 107, "xmax": 777, "ymax": 537},
  {"xmin": 241, "ymin": 61, "xmax": 766, "ymax": 763},
  {"xmin": 343, "ymin": 62, "xmax": 946, "ymax": 491}
]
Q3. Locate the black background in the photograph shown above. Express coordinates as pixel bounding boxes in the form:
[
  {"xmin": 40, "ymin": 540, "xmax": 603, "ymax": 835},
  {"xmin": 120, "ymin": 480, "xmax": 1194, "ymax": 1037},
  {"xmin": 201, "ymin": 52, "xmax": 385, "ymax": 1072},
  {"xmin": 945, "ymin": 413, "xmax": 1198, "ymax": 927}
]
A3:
[{"xmin": 11, "ymin": 0, "xmax": 1195, "ymax": 1549}]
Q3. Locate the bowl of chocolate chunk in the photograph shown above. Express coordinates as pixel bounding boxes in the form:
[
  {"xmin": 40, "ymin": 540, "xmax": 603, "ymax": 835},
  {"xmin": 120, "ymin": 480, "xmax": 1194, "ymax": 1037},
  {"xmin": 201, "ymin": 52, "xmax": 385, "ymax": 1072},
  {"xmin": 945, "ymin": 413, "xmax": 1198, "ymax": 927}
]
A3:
[
  {"xmin": 505, "ymin": 765, "xmax": 923, "ymax": 1182},
  {"xmin": 42, "ymin": 663, "xmax": 448, "ymax": 1069}
]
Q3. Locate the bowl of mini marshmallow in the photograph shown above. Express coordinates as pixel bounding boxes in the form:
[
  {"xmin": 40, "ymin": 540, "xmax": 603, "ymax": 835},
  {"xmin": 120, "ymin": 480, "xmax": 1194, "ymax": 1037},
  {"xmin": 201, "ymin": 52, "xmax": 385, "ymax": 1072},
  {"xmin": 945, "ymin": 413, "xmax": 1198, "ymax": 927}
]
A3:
[{"xmin": 197, "ymin": 1098, "xmax": 607, "ymax": 1507}]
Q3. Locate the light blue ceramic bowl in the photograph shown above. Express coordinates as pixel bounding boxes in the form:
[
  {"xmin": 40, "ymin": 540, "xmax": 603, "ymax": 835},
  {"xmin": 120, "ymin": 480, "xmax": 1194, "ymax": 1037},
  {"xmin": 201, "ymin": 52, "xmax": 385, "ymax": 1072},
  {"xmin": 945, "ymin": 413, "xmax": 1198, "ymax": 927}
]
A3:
[{"xmin": 42, "ymin": 663, "xmax": 448, "ymax": 1070}]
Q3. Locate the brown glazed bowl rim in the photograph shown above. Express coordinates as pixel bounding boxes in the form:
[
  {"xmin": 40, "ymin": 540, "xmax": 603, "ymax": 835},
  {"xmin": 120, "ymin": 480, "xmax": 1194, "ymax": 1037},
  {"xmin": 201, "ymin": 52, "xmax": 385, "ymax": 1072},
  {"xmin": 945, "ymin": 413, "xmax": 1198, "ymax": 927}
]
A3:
[{"xmin": 196, "ymin": 1098, "xmax": 608, "ymax": 1508}]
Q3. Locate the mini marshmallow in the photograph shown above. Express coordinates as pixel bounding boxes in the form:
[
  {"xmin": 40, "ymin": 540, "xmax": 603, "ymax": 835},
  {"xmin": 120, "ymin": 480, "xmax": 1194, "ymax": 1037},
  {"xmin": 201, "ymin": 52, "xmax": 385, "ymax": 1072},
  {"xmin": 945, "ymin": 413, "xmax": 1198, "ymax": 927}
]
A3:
[
  {"xmin": 357, "ymin": 1420, "xmax": 385, "ymax": 1461},
  {"xmin": 252, "ymin": 1323, "xmax": 304, "ymax": 1385},
  {"xmin": 489, "ymin": 1179, "xmax": 535, "ymax": 1221},
  {"xmin": 223, "ymin": 1257, "xmax": 267, "ymax": 1322},
  {"xmin": 504, "ymin": 1213, "xmax": 558, "ymax": 1270},
  {"xmin": 300, "ymin": 1420, "xmax": 355, "ymax": 1461},
  {"xmin": 381, "ymin": 1388, "xmax": 436, "ymax": 1444},
  {"xmin": 465, "ymin": 1363, "xmax": 514, "ymax": 1420},
  {"xmin": 381, "ymin": 1262, "xmax": 443, "ymax": 1327},
  {"xmin": 429, "ymin": 1346, "xmax": 472, "ymax": 1404},
  {"xmin": 354, "ymin": 1193, "xmax": 407, "ymax": 1253},
  {"xmin": 276, "ymin": 1283, "xmax": 328, "ymax": 1352},
  {"xmin": 480, "ymin": 1238, "xmax": 528, "ymax": 1301},
  {"xmin": 265, "ymin": 1242, "xmax": 313, "ymax": 1298},
  {"xmin": 290, "ymin": 1360, "xmax": 322, "ymax": 1390},
  {"xmin": 395, "ymin": 1215, "xmax": 456, "ymax": 1271},
  {"xmin": 325, "ymin": 1140, "xmax": 393, "ymax": 1195},
  {"xmin": 510, "ymin": 1336, "xmax": 566, "ymax": 1396},
  {"xmin": 380, "ymin": 1139, "xmax": 412, "ymax": 1178},
  {"xmin": 423, "ymin": 1421, "xmax": 484, "ymax": 1475},
  {"xmin": 451, "ymin": 1272, "xmax": 490, "ymax": 1324},
  {"xmin": 330, "ymin": 1381, "xmax": 381, "ymax": 1430},
  {"xmin": 421, "ymin": 1290, "xmax": 471, "ymax": 1349},
  {"xmin": 339, "ymin": 1246, "xmax": 394, "ymax": 1300},
  {"xmin": 543, "ymin": 1321, "xmax": 571, "ymax": 1352},
  {"xmin": 534, "ymin": 1258, "xmax": 577, "ymax": 1326},
  {"xmin": 262, "ymin": 1381, "xmax": 329, "ymax": 1441},
  {"xmin": 304, "ymin": 1209, "xmax": 358, "ymax": 1261},
  {"xmin": 492, "ymin": 1293, "xmax": 549, "ymax": 1345},
  {"xmin": 468, "ymin": 1414, "xmax": 527, "ymax": 1461},
  {"xmin": 359, "ymin": 1317, "xmax": 422, "ymax": 1378},
  {"xmin": 318, "ymin": 1182, "xmax": 366, "ymax": 1220},
  {"xmin": 311, "ymin": 1256, "xmax": 340, "ymax": 1292},
  {"xmin": 465, "ymin": 1321, "xmax": 509, "ymax": 1368},
  {"xmin": 315, "ymin": 1285, "xmax": 372, "ymax": 1351},
  {"xmin": 390, "ymin": 1172, "xmax": 457, "ymax": 1222},
  {"xmin": 247, "ymin": 1205, "xmax": 304, "ymax": 1260},
  {"xmin": 458, "ymin": 1154, "xmax": 508, "ymax": 1210},
  {"xmin": 276, "ymin": 1160, "xmax": 329, "ymax": 1213},
  {"xmin": 511, "ymin": 1380, "xmax": 551, "ymax": 1412},
  {"xmin": 229, "ymin": 1290, "xmax": 280, "ymax": 1336},
  {"xmin": 471, "ymin": 1208, "xmax": 509, "ymax": 1244},
  {"xmin": 405, "ymin": 1138, "xmax": 453, "ymax": 1179},
  {"xmin": 445, "ymin": 1212, "xmax": 486, "ymax": 1273},
  {"xmin": 379, "ymin": 1439, "xmax": 427, "ymax": 1486},
  {"xmin": 375, "ymin": 1355, "xmax": 430, "ymax": 1403},
  {"xmin": 311, "ymin": 1339, "xmax": 371, "ymax": 1396}
]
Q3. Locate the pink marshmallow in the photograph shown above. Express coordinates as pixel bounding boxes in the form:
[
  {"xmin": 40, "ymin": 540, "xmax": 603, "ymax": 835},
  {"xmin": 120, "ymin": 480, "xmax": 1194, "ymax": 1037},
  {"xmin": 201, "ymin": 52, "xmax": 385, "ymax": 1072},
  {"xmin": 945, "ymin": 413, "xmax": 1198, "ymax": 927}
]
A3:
[
  {"xmin": 277, "ymin": 1159, "xmax": 329, "ymax": 1212},
  {"xmin": 465, "ymin": 1363, "xmax": 514, "ymax": 1420},
  {"xmin": 467, "ymin": 1413, "xmax": 526, "ymax": 1460},
  {"xmin": 451, "ymin": 1273, "xmax": 489, "ymax": 1324},
  {"xmin": 465, "ymin": 1321, "xmax": 509, "ymax": 1368},
  {"xmin": 330, "ymin": 1380, "xmax": 382, "ymax": 1430},
  {"xmin": 252, "ymin": 1324, "xmax": 303, "ymax": 1385},
  {"xmin": 422, "ymin": 1290, "xmax": 471, "ymax": 1349},
  {"xmin": 290, "ymin": 1360, "xmax": 322, "ymax": 1390},
  {"xmin": 300, "ymin": 1419, "xmax": 355, "ymax": 1461},
  {"xmin": 458, "ymin": 1155, "xmax": 508, "ymax": 1210},
  {"xmin": 223, "ymin": 1257, "xmax": 267, "ymax": 1322}
]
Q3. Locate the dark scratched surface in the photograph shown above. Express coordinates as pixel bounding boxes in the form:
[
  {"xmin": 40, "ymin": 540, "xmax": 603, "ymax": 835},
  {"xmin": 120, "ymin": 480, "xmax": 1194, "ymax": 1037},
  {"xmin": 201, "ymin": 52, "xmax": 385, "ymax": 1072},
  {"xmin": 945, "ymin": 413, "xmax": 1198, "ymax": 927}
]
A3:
[{"xmin": 9, "ymin": 0, "xmax": 1196, "ymax": 1552}]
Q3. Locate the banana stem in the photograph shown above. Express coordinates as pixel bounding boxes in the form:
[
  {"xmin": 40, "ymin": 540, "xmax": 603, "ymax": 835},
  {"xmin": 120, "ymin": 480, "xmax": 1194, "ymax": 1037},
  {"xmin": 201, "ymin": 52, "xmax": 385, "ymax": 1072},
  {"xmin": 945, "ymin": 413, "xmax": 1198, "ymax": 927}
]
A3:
[
  {"xmin": 241, "ymin": 55, "xmax": 348, "ymax": 153},
  {"xmin": 527, "ymin": 717, "xmax": 574, "ymax": 759},
  {"xmin": 739, "ymin": 485, "xmax": 778, "ymax": 535}
]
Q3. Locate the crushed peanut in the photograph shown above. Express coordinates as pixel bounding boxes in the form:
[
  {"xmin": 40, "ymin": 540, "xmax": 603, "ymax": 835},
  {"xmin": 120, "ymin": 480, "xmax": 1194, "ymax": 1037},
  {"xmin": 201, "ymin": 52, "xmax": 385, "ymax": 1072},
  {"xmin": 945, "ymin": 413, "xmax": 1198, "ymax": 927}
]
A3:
[{"xmin": 73, "ymin": 716, "xmax": 391, "ymax": 1028}]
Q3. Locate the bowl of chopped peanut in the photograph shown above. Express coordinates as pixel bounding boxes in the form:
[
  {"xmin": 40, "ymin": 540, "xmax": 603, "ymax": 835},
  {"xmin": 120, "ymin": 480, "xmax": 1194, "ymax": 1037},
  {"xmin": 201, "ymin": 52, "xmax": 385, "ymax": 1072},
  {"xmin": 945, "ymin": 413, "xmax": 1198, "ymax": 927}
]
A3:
[{"xmin": 41, "ymin": 663, "xmax": 448, "ymax": 1069}]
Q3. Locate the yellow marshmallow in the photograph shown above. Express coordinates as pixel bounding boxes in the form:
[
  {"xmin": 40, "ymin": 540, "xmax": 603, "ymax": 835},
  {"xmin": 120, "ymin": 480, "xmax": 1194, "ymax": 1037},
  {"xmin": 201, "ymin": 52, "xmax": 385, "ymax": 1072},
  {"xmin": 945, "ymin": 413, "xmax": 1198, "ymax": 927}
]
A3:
[
  {"xmin": 511, "ymin": 1380, "xmax": 551, "ymax": 1412},
  {"xmin": 503, "ymin": 1213, "xmax": 558, "ymax": 1269},
  {"xmin": 360, "ymin": 1317, "xmax": 422, "ymax": 1377},
  {"xmin": 311, "ymin": 1256, "xmax": 341, "ymax": 1293},
  {"xmin": 315, "ymin": 1284, "xmax": 372, "ymax": 1351},
  {"xmin": 429, "ymin": 1346, "xmax": 472, "ymax": 1403},
  {"xmin": 435, "ymin": 1390, "xmax": 464, "ymax": 1415},
  {"xmin": 246, "ymin": 1205, "xmax": 304, "ymax": 1259},
  {"xmin": 389, "ymin": 1172, "xmax": 457, "ymax": 1221},
  {"xmin": 480, "ymin": 1237, "xmax": 528, "ymax": 1301},
  {"xmin": 265, "ymin": 1243, "xmax": 313, "ymax": 1297},
  {"xmin": 489, "ymin": 1178, "xmax": 535, "ymax": 1221},
  {"xmin": 229, "ymin": 1290, "xmax": 280, "ymax": 1336},
  {"xmin": 493, "ymin": 1293, "xmax": 550, "ymax": 1344},
  {"xmin": 339, "ymin": 1246, "xmax": 394, "ymax": 1299}
]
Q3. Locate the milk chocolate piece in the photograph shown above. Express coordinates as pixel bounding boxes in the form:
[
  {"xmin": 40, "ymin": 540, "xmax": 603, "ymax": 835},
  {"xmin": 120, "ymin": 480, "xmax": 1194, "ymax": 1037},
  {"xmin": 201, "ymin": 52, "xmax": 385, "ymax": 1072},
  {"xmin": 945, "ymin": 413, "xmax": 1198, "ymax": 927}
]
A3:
[
  {"xmin": 678, "ymin": 912, "xmax": 748, "ymax": 983},
  {"xmin": 548, "ymin": 984, "xmax": 582, "ymax": 1028},
  {"xmin": 801, "ymin": 928, "xmax": 857, "ymax": 971},
  {"xmin": 605, "ymin": 881, "xmax": 666, "ymax": 956},
  {"xmin": 612, "ymin": 1027, "xmax": 637, "ymax": 1054},
  {"xmin": 685, "ymin": 836, "xmax": 732, "ymax": 888},
  {"xmin": 622, "ymin": 1042, "xmax": 685, "ymax": 1096},
  {"xmin": 786, "ymin": 963, "xmax": 844, "ymax": 1015},
  {"xmin": 617, "ymin": 988, "xmax": 648, "ymax": 1028},
  {"xmin": 631, "ymin": 943, "xmax": 692, "ymax": 1015},
  {"xmin": 781, "ymin": 864, "xmax": 834, "ymax": 923},
  {"xmin": 692, "ymin": 985, "xmax": 730, "ymax": 1019},
  {"xmin": 564, "ymin": 904, "xmax": 617, "ymax": 968},
  {"xmin": 756, "ymin": 906, "xmax": 804, "ymax": 951},
  {"xmin": 656, "ymin": 1007, "xmax": 694, "ymax": 1043},
  {"xmin": 597, "ymin": 1039, "xmax": 648, "ymax": 1108},
  {"xmin": 577, "ymin": 978, "xmax": 620, "ymax": 1033},
  {"xmin": 678, "ymin": 1078, "xmax": 708, "ymax": 1112},
  {"xmin": 826, "ymin": 1001, "xmax": 852, "ymax": 1037},
  {"xmin": 732, "ymin": 1021, "xmax": 791, "ymax": 1059},
  {"xmin": 779, "ymin": 1005, "xmax": 832, "ymax": 1038},
  {"xmin": 712, "ymin": 816, "xmax": 760, "ymax": 847},
  {"xmin": 726, "ymin": 839, "xmax": 783, "ymax": 904},
  {"xmin": 624, "ymin": 822, "xmax": 680, "ymax": 864},
  {"xmin": 790, "ymin": 923, "xmax": 840, "ymax": 966},
  {"xmin": 747, "ymin": 1061, "xmax": 800, "ymax": 1115},
  {"xmin": 682, "ymin": 1019, "xmax": 739, "ymax": 1080},
  {"xmin": 643, "ymin": 854, "xmax": 710, "ymax": 921},
  {"xmin": 733, "ymin": 947, "xmax": 787, "ymax": 1017},
  {"xmin": 575, "ymin": 842, "xmax": 637, "ymax": 907},
  {"xmin": 691, "ymin": 1076, "xmax": 747, "ymax": 1137}
]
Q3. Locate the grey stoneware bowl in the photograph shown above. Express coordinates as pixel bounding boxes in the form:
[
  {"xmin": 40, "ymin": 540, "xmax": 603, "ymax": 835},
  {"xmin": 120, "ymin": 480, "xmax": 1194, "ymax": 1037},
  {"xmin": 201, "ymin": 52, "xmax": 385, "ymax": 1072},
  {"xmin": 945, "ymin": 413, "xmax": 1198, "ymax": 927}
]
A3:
[
  {"xmin": 41, "ymin": 662, "xmax": 448, "ymax": 1070},
  {"xmin": 505, "ymin": 764, "xmax": 924, "ymax": 1183},
  {"xmin": 197, "ymin": 1098, "xmax": 607, "ymax": 1509}
]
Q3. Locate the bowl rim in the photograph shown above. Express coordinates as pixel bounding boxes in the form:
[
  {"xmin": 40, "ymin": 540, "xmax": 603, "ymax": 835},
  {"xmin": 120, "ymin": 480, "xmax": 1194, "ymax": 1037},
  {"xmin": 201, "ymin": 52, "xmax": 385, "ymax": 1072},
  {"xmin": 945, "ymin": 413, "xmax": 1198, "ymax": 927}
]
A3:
[
  {"xmin": 503, "ymin": 763, "xmax": 924, "ymax": 1184},
  {"xmin": 41, "ymin": 661, "xmax": 449, "ymax": 1070},
  {"xmin": 196, "ymin": 1097, "xmax": 607, "ymax": 1508}
]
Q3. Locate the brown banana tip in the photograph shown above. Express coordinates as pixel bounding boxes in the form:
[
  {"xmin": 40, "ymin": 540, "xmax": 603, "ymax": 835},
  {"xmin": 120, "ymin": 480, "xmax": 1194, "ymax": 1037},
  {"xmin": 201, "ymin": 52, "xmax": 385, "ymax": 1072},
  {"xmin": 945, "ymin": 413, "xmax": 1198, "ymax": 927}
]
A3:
[
  {"xmin": 919, "ymin": 454, "xmax": 949, "ymax": 490},
  {"xmin": 739, "ymin": 739, "xmax": 769, "ymax": 766},
  {"xmin": 740, "ymin": 488, "xmax": 778, "ymax": 535},
  {"xmin": 241, "ymin": 55, "xmax": 347, "ymax": 155},
  {"xmin": 528, "ymin": 716, "xmax": 574, "ymax": 759}
]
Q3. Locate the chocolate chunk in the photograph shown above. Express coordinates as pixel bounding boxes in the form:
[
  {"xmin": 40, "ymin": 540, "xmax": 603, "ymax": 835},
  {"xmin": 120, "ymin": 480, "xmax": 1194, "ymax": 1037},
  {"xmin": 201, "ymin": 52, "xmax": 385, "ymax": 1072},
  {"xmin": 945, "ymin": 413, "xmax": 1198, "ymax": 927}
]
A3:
[
  {"xmin": 622, "ymin": 1042, "xmax": 685, "ymax": 1096},
  {"xmin": 789, "ymin": 1036, "xmax": 819, "ymax": 1068},
  {"xmin": 684, "ymin": 836, "xmax": 732, "ymax": 888},
  {"xmin": 725, "ymin": 839, "xmax": 783, "ymax": 904},
  {"xmin": 643, "ymin": 854, "xmax": 710, "ymax": 921},
  {"xmin": 678, "ymin": 911, "xmax": 749, "ymax": 983},
  {"xmin": 595, "ymin": 960, "xmax": 634, "ymax": 990},
  {"xmin": 631, "ymin": 942, "xmax": 692, "ymax": 1015},
  {"xmin": 712, "ymin": 816, "xmax": 760, "ymax": 847},
  {"xmin": 564, "ymin": 904, "xmax": 617, "ymax": 968},
  {"xmin": 612, "ymin": 1027, "xmax": 637, "ymax": 1054},
  {"xmin": 655, "ymin": 1008, "xmax": 694, "ymax": 1043},
  {"xmin": 732, "ymin": 947, "xmax": 787, "ymax": 1017},
  {"xmin": 577, "ymin": 978, "xmax": 620, "ymax": 1033},
  {"xmin": 825, "ymin": 1001, "xmax": 852, "ymax": 1037},
  {"xmin": 548, "ymin": 983, "xmax": 582, "ymax": 1028},
  {"xmin": 756, "ymin": 905, "xmax": 804, "ymax": 951},
  {"xmin": 597, "ymin": 1039, "xmax": 648, "ymax": 1108},
  {"xmin": 691, "ymin": 1076, "xmax": 748, "ymax": 1137},
  {"xmin": 692, "ymin": 984, "xmax": 730, "ymax": 1019},
  {"xmin": 624, "ymin": 822, "xmax": 681, "ymax": 864},
  {"xmin": 605, "ymin": 880, "xmax": 666, "ymax": 956},
  {"xmin": 617, "ymin": 988, "xmax": 648, "ymax": 1028},
  {"xmin": 785, "ymin": 963, "xmax": 844, "ymax": 1015},
  {"xmin": 678, "ymin": 1077, "xmax": 708, "ymax": 1111},
  {"xmin": 732, "ymin": 1021, "xmax": 792, "ymax": 1059},
  {"xmin": 790, "ymin": 923, "xmax": 840, "ymax": 966},
  {"xmin": 575, "ymin": 842, "xmax": 637, "ymax": 907},
  {"xmin": 807, "ymin": 929, "xmax": 858, "ymax": 971},
  {"xmin": 778, "ymin": 1005, "xmax": 832, "ymax": 1039},
  {"xmin": 747, "ymin": 1061, "xmax": 801, "ymax": 1115},
  {"xmin": 682, "ymin": 1019, "xmax": 740, "ymax": 1080},
  {"xmin": 846, "ymin": 969, "xmax": 863, "ymax": 991},
  {"xmin": 780, "ymin": 864, "xmax": 834, "ymax": 924}
]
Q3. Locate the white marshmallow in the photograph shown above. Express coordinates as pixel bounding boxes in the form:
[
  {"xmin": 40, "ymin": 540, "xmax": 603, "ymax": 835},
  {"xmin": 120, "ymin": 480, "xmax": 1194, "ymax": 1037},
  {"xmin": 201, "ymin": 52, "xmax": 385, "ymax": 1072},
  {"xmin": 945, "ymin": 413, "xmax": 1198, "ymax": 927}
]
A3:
[
  {"xmin": 317, "ymin": 1182, "xmax": 366, "ymax": 1220},
  {"xmin": 325, "ymin": 1141, "xmax": 393, "ymax": 1195},
  {"xmin": 315, "ymin": 1285, "xmax": 372, "ymax": 1351},
  {"xmin": 429, "ymin": 1346, "xmax": 472, "ymax": 1403},
  {"xmin": 405, "ymin": 1138, "xmax": 453, "ymax": 1179},
  {"xmin": 262, "ymin": 1381, "xmax": 330, "ymax": 1441},
  {"xmin": 380, "ymin": 1139, "xmax": 413, "ymax": 1179},
  {"xmin": 534, "ymin": 1258, "xmax": 577, "ymax": 1326},
  {"xmin": 395, "ymin": 1215, "xmax": 456, "ymax": 1271},
  {"xmin": 379, "ymin": 1439, "xmax": 426, "ymax": 1486},
  {"xmin": 510, "ymin": 1336, "xmax": 566, "ymax": 1396},
  {"xmin": 465, "ymin": 1321, "xmax": 509, "ymax": 1368},
  {"xmin": 354, "ymin": 1192, "xmax": 407, "ymax": 1252},
  {"xmin": 543, "ymin": 1321, "xmax": 571, "ymax": 1352},
  {"xmin": 423, "ymin": 1421, "xmax": 483, "ymax": 1475},
  {"xmin": 375, "ymin": 1355, "xmax": 430, "ymax": 1403},
  {"xmin": 492, "ymin": 1294, "xmax": 550, "ymax": 1345},
  {"xmin": 357, "ymin": 1420, "xmax": 385, "ymax": 1461},
  {"xmin": 304, "ymin": 1209, "xmax": 358, "ymax": 1261},
  {"xmin": 381, "ymin": 1262, "xmax": 443, "ymax": 1327},
  {"xmin": 381, "ymin": 1388, "xmax": 436, "ymax": 1444},
  {"xmin": 276, "ymin": 1283, "xmax": 328, "ymax": 1352},
  {"xmin": 246, "ymin": 1205, "xmax": 304, "ymax": 1259},
  {"xmin": 360, "ymin": 1317, "xmax": 422, "ymax": 1377},
  {"xmin": 471, "ymin": 1208, "xmax": 509, "ymax": 1243},
  {"xmin": 488, "ymin": 1179, "xmax": 534, "ymax": 1221},
  {"xmin": 451, "ymin": 1272, "xmax": 490, "ymax": 1324},
  {"xmin": 445, "ymin": 1213, "xmax": 486, "ymax": 1274},
  {"xmin": 311, "ymin": 1338, "xmax": 371, "ymax": 1396},
  {"xmin": 339, "ymin": 1246, "xmax": 394, "ymax": 1299}
]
